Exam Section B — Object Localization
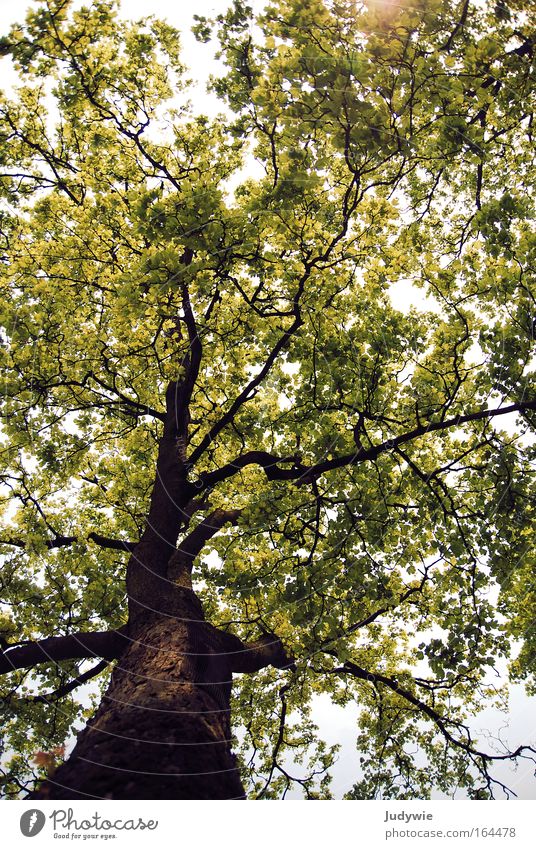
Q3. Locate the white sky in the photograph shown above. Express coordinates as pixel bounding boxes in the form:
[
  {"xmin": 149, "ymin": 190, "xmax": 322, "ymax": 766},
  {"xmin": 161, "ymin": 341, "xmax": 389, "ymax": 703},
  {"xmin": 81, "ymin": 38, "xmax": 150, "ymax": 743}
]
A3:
[{"xmin": 1, "ymin": 0, "xmax": 535, "ymax": 801}]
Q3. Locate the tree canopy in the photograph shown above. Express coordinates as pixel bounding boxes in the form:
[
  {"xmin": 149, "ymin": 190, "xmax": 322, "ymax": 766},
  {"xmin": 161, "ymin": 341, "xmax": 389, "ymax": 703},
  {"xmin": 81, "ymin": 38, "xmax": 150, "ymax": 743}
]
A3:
[{"xmin": 0, "ymin": 0, "xmax": 535, "ymax": 799}]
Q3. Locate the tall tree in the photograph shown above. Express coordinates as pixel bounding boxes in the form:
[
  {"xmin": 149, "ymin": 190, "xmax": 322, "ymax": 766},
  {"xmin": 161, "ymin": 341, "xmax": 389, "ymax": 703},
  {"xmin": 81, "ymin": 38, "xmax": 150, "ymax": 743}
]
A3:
[{"xmin": 0, "ymin": 0, "xmax": 535, "ymax": 799}]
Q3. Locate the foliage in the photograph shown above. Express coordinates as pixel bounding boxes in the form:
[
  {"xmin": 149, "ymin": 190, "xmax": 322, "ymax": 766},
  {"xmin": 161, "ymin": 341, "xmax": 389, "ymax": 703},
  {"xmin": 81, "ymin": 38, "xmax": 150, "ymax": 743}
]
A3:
[{"xmin": 0, "ymin": 0, "xmax": 535, "ymax": 798}]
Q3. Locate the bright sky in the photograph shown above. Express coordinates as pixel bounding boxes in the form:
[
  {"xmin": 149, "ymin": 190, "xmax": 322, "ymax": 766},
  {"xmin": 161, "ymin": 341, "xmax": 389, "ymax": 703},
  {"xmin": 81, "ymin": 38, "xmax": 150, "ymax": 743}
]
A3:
[{"xmin": 1, "ymin": 0, "xmax": 535, "ymax": 801}]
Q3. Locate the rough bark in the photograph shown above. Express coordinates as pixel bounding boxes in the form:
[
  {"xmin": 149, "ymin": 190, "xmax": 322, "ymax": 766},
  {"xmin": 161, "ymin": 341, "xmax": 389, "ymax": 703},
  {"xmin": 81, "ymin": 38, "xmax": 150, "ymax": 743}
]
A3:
[
  {"xmin": 31, "ymin": 580, "xmax": 292, "ymax": 800},
  {"xmin": 32, "ymin": 587, "xmax": 246, "ymax": 799},
  {"xmin": 0, "ymin": 630, "xmax": 127, "ymax": 675}
]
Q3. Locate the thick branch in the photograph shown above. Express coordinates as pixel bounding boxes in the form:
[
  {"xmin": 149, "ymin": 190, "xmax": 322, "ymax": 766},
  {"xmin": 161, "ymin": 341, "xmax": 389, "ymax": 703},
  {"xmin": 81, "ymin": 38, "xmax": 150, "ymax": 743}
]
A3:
[
  {"xmin": 180, "ymin": 257, "xmax": 202, "ymax": 408},
  {"xmin": 191, "ymin": 401, "xmax": 536, "ymax": 491},
  {"xmin": 0, "ymin": 535, "xmax": 76, "ymax": 551},
  {"xmin": 133, "ymin": 381, "xmax": 193, "ymax": 554},
  {"xmin": 0, "ymin": 533, "xmax": 138, "ymax": 553},
  {"xmin": 0, "ymin": 629, "xmax": 128, "ymax": 676},
  {"xmin": 87, "ymin": 532, "xmax": 138, "ymax": 552},
  {"xmin": 175, "ymin": 508, "xmax": 242, "ymax": 561},
  {"xmin": 261, "ymin": 400, "xmax": 536, "ymax": 483},
  {"xmin": 167, "ymin": 508, "xmax": 242, "ymax": 584},
  {"xmin": 197, "ymin": 451, "xmax": 296, "ymax": 491},
  {"xmin": 124, "ymin": 381, "xmax": 195, "ymax": 616},
  {"xmin": 222, "ymin": 631, "xmax": 296, "ymax": 674},
  {"xmin": 162, "ymin": 250, "xmax": 200, "ymax": 446}
]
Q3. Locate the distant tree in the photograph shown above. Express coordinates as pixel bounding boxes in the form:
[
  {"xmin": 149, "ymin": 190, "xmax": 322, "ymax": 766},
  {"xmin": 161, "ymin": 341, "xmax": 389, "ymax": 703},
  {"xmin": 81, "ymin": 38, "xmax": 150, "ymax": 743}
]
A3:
[{"xmin": 0, "ymin": 0, "xmax": 535, "ymax": 799}]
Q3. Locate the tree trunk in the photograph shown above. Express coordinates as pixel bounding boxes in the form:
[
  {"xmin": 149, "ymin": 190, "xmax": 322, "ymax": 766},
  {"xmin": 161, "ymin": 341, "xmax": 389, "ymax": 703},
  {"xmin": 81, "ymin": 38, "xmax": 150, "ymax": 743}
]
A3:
[
  {"xmin": 32, "ymin": 586, "xmax": 246, "ymax": 800},
  {"xmin": 30, "ymin": 385, "xmax": 293, "ymax": 799}
]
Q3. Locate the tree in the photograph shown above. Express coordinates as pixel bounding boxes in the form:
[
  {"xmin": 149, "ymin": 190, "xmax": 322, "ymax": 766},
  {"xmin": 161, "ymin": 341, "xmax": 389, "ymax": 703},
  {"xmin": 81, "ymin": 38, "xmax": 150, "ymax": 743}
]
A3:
[{"xmin": 0, "ymin": 0, "xmax": 535, "ymax": 800}]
